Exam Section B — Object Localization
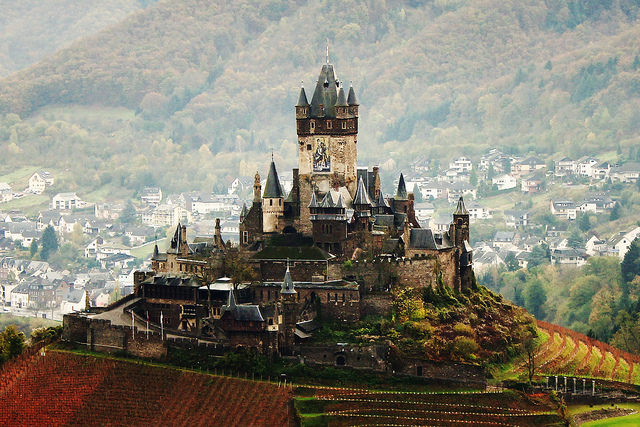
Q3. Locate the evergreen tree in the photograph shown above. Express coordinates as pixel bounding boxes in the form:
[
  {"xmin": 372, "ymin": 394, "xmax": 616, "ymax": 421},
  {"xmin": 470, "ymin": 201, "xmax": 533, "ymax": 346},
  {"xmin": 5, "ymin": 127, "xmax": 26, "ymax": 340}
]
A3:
[
  {"xmin": 621, "ymin": 238, "xmax": 640, "ymax": 284},
  {"xmin": 544, "ymin": 60, "xmax": 553, "ymax": 71},
  {"xmin": 0, "ymin": 325, "xmax": 26, "ymax": 364},
  {"xmin": 30, "ymin": 239, "xmax": 38, "ymax": 258},
  {"xmin": 120, "ymin": 200, "xmax": 137, "ymax": 224},
  {"xmin": 412, "ymin": 184, "xmax": 423, "ymax": 203},
  {"xmin": 469, "ymin": 169, "xmax": 478, "ymax": 186},
  {"xmin": 504, "ymin": 252, "xmax": 519, "ymax": 272},
  {"xmin": 610, "ymin": 202, "xmax": 621, "ymax": 221},
  {"xmin": 40, "ymin": 225, "xmax": 59, "ymax": 261},
  {"xmin": 577, "ymin": 212, "xmax": 591, "ymax": 232},
  {"xmin": 524, "ymin": 278, "xmax": 547, "ymax": 319}
]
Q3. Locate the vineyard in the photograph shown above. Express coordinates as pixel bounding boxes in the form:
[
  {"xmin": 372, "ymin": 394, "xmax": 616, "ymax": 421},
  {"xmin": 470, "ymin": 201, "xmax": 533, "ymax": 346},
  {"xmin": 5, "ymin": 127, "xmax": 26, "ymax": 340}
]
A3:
[
  {"xmin": 0, "ymin": 350, "xmax": 293, "ymax": 426},
  {"xmin": 533, "ymin": 321, "xmax": 640, "ymax": 385},
  {"xmin": 295, "ymin": 387, "xmax": 565, "ymax": 426}
]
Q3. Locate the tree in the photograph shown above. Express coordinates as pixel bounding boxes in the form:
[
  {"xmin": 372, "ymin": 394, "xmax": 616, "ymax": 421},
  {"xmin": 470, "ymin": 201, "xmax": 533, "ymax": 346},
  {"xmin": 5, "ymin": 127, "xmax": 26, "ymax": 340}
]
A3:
[
  {"xmin": 567, "ymin": 228, "xmax": 585, "ymax": 248},
  {"xmin": 469, "ymin": 169, "xmax": 478, "ymax": 186},
  {"xmin": 524, "ymin": 278, "xmax": 547, "ymax": 319},
  {"xmin": 504, "ymin": 252, "xmax": 519, "ymax": 272},
  {"xmin": 577, "ymin": 212, "xmax": 591, "ymax": 232},
  {"xmin": 610, "ymin": 202, "xmax": 621, "ymax": 221},
  {"xmin": 412, "ymin": 184, "xmax": 423, "ymax": 203},
  {"xmin": 30, "ymin": 239, "xmax": 38, "ymax": 258},
  {"xmin": 120, "ymin": 201, "xmax": 137, "ymax": 224},
  {"xmin": 0, "ymin": 325, "xmax": 26, "ymax": 364},
  {"xmin": 621, "ymin": 238, "xmax": 640, "ymax": 284},
  {"xmin": 528, "ymin": 243, "xmax": 550, "ymax": 268},
  {"xmin": 40, "ymin": 225, "xmax": 59, "ymax": 260}
]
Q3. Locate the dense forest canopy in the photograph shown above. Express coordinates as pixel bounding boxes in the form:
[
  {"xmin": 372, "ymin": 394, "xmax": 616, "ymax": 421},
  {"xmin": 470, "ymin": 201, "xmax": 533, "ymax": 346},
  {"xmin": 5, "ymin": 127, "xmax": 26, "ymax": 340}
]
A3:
[{"xmin": 1, "ymin": 0, "xmax": 640, "ymax": 195}]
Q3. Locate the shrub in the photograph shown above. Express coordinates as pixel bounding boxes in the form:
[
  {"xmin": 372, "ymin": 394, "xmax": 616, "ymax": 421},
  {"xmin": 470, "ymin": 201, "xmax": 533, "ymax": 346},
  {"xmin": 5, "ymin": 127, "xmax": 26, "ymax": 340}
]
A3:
[{"xmin": 453, "ymin": 336, "xmax": 479, "ymax": 360}]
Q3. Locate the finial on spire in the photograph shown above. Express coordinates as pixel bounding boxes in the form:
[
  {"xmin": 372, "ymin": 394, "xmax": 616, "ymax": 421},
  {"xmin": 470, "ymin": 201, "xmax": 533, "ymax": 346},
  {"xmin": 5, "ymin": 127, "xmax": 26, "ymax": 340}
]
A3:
[
  {"xmin": 301, "ymin": 80, "xmax": 304, "ymax": 88},
  {"xmin": 326, "ymin": 38, "xmax": 330, "ymax": 64},
  {"xmin": 270, "ymin": 148, "xmax": 274, "ymax": 162}
]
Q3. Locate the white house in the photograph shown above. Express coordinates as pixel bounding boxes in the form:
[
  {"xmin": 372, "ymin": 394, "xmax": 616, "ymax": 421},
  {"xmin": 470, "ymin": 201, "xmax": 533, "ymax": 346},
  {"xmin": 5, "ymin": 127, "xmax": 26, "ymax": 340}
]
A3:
[
  {"xmin": 449, "ymin": 156, "xmax": 473, "ymax": 173},
  {"xmin": 550, "ymin": 200, "xmax": 577, "ymax": 220},
  {"xmin": 585, "ymin": 236, "xmax": 608, "ymax": 257},
  {"xmin": 492, "ymin": 174, "xmax": 517, "ymax": 191},
  {"xmin": 51, "ymin": 193, "xmax": 83, "ymax": 210},
  {"xmin": 141, "ymin": 204, "xmax": 191, "ymax": 227},
  {"xmin": 141, "ymin": 187, "xmax": 163, "ymax": 206},
  {"xmin": 608, "ymin": 227, "xmax": 640, "ymax": 259},
  {"xmin": 610, "ymin": 162, "xmax": 640, "ymax": 183},
  {"xmin": 0, "ymin": 182, "xmax": 13, "ymax": 203},
  {"xmin": 465, "ymin": 201, "xmax": 491, "ymax": 220},
  {"xmin": 60, "ymin": 289, "xmax": 87, "ymax": 314},
  {"xmin": 28, "ymin": 171, "xmax": 54, "ymax": 194}
]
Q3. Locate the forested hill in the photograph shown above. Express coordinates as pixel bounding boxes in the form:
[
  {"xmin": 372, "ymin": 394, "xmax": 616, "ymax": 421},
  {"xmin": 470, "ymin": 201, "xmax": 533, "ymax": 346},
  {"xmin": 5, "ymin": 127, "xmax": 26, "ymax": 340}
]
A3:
[
  {"xmin": 1, "ymin": 0, "xmax": 640, "ymax": 195},
  {"xmin": 0, "ymin": 0, "xmax": 159, "ymax": 77}
]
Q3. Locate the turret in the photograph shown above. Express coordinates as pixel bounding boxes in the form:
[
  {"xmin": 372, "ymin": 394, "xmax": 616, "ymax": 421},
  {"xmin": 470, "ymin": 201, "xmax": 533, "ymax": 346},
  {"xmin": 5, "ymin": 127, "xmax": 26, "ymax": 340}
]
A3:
[
  {"xmin": 262, "ymin": 160, "xmax": 285, "ymax": 233},
  {"xmin": 280, "ymin": 264, "xmax": 297, "ymax": 355},
  {"xmin": 451, "ymin": 196, "xmax": 470, "ymax": 249}
]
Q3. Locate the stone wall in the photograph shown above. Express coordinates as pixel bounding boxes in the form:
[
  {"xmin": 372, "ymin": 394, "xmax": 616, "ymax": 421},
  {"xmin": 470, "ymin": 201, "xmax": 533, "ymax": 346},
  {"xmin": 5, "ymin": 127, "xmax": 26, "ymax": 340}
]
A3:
[
  {"xmin": 328, "ymin": 250, "xmax": 461, "ymax": 291},
  {"xmin": 360, "ymin": 293, "xmax": 393, "ymax": 318},
  {"xmin": 63, "ymin": 314, "xmax": 167, "ymax": 359},
  {"xmin": 297, "ymin": 343, "xmax": 388, "ymax": 371},
  {"xmin": 398, "ymin": 358, "xmax": 487, "ymax": 386}
]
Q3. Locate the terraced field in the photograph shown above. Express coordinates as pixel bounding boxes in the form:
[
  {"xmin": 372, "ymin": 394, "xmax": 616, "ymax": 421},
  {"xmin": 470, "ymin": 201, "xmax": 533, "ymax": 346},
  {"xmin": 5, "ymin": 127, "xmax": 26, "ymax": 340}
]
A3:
[
  {"xmin": 534, "ymin": 321, "xmax": 640, "ymax": 385},
  {"xmin": 0, "ymin": 350, "xmax": 292, "ymax": 426},
  {"xmin": 296, "ymin": 387, "xmax": 564, "ymax": 426}
]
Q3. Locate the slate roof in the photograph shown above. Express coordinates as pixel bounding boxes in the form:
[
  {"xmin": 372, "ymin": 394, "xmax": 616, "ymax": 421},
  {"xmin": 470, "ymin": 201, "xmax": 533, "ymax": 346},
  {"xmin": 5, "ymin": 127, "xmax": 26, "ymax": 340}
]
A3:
[
  {"xmin": 296, "ymin": 86, "xmax": 309, "ymax": 107},
  {"xmin": 353, "ymin": 177, "xmax": 372, "ymax": 206},
  {"xmin": 263, "ymin": 161, "xmax": 285, "ymax": 199},
  {"xmin": 310, "ymin": 64, "xmax": 340, "ymax": 118},
  {"xmin": 220, "ymin": 290, "xmax": 264, "ymax": 322},
  {"xmin": 454, "ymin": 197, "xmax": 469, "ymax": 215},
  {"xmin": 396, "ymin": 173, "xmax": 408, "ymax": 200},
  {"xmin": 409, "ymin": 228, "xmax": 439, "ymax": 250}
]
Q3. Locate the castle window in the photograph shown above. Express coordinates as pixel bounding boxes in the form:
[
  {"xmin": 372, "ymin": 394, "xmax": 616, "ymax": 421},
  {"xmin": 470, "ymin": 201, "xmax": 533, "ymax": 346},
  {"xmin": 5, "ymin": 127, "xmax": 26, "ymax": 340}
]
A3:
[
  {"xmin": 279, "ymin": 199, "xmax": 282, "ymax": 206},
  {"xmin": 310, "ymin": 120, "xmax": 315, "ymax": 131},
  {"xmin": 243, "ymin": 231, "xmax": 248, "ymax": 244},
  {"xmin": 270, "ymin": 199, "xmax": 273, "ymax": 206},
  {"xmin": 327, "ymin": 121, "xmax": 332, "ymax": 129},
  {"xmin": 342, "ymin": 121, "xmax": 346, "ymax": 130},
  {"xmin": 307, "ymin": 144, "xmax": 312, "ymax": 150}
]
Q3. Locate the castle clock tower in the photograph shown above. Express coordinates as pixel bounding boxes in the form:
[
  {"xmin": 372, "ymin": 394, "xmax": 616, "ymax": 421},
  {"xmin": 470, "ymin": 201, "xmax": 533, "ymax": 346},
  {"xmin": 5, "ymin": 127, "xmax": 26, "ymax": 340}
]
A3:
[{"xmin": 296, "ymin": 63, "xmax": 359, "ymax": 233}]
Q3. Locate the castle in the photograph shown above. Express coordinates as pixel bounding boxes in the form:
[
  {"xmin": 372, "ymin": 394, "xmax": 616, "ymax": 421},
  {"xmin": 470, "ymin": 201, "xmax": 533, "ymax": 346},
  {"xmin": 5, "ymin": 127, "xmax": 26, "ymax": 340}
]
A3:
[{"xmin": 63, "ymin": 61, "xmax": 474, "ymax": 359}]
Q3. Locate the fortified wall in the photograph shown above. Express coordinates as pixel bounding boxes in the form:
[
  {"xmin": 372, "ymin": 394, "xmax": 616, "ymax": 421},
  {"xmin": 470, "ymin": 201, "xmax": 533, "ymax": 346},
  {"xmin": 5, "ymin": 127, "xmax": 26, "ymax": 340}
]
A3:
[
  {"xmin": 63, "ymin": 315, "xmax": 167, "ymax": 359},
  {"xmin": 327, "ymin": 250, "xmax": 460, "ymax": 291}
]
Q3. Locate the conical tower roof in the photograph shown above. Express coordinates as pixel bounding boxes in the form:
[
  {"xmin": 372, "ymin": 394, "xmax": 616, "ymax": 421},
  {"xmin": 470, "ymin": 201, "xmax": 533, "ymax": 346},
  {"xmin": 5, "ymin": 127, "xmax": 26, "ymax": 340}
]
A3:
[
  {"xmin": 336, "ymin": 85, "xmax": 348, "ymax": 107},
  {"xmin": 297, "ymin": 85, "xmax": 309, "ymax": 107},
  {"xmin": 263, "ymin": 161, "xmax": 285, "ymax": 199},
  {"xmin": 454, "ymin": 196, "xmax": 469, "ymax": 215},
  {"xmin": 310, "ymin": 64, "xmax": 339, "ymax": 117},
  {"xmin": 376, "ymin": 191, "xmax": 389, "ymax": 208},
  {"xmin": 308, "ymin": 191, "xmax": 319, "ymax": 208},
  {"xmin": 396, "ymin": 173, "xmax": 408, "ymax": 201},
  {"xmin": 152, "ymin": 244, "xmax": 159, "ymax": 260},
  {"xmin": 353, "ymin": 177, "xmax": 372, "ymax": 206},
  {"xmin": 347, "ymin": 83, "xmax": 358, "ymax": 105},
  {"xmin": 281, "ymin": 265, "xmax": 296, "ymax": 295},
  {"xmin": 321, "ymin": 193, "xmax": 335, "ymax": 208},
  {"xmin": 240, "ymin": 203, "xmax": 248, "ymax": 217},
  {"xmin": 335, "ymin": 193, "xmax": 345, "ymax": 209}
]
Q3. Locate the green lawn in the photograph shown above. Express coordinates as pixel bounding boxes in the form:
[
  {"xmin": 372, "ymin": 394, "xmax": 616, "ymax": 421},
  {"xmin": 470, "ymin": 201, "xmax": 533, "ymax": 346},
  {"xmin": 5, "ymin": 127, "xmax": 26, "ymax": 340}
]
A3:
[
  {"xmin": 0, "ymin": 166, "xmax": 40, "ymax": 185},
  {"xmin": 571, "ymin": 402, "xmax": 640, "ymax": 426}
]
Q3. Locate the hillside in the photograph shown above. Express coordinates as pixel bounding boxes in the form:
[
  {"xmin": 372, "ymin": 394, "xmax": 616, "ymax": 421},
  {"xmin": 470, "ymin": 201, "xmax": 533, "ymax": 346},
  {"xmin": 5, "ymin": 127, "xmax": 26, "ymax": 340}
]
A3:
[
  {"xmin": 0, "ymin": 350, "xmax": 292, "ymax": 426},
  {"xmin": 0, "ymin": 1, "xmax": 158, "ymax": 77},
  {"xmin": 1, "ymin": 0, "xmax": 640, "ymax": 195}
]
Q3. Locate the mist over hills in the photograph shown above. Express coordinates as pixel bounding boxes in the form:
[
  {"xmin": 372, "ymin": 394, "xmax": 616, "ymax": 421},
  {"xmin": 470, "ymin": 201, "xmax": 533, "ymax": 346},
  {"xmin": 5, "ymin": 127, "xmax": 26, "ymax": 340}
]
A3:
[{"xmin": 1, "ymin": 0, "xmax": 640, "ymax": 195}]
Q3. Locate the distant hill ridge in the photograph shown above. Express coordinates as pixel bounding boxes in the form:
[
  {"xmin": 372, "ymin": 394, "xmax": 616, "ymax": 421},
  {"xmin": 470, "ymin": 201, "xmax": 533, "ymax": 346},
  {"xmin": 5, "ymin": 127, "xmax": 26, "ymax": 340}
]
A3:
[{"xmin": 1, "ymin": 0, "xmax": 640, "ymax": 193}]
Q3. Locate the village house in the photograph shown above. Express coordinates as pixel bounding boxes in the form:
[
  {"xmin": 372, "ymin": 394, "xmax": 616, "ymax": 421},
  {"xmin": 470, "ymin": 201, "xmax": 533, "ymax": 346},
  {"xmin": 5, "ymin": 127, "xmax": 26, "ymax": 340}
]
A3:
[
  {"xmin": 610, "ymin": 162, "xmax": 640, "ymax": 183},
  {"xmin": 0, "ymin": 183, "xmax": 13, "ymax": 203},
  {"xmin": 511, "ymin": 156, "xmax": 545, "ymax": 176},
  {"xmin": 504, "ymin": 210, "xmax": 529, "ymax": 227},
  {"xmin": 28, "ymin": 171, "xmax": 54, "ymax": 194},
  {"xmin": 51, "ymin": 192, "xmax": 83, "ymax": 210},
  {"xmin": 550, "ymin": 200, "xmax": 577, "ymax": 220},
  {"xmin": 492, "ymin": 174, "xmax": 517, "ymax": 191},
  {"xmin": 608, "ymin": 227, "xmax": 640, "ymax": 259},
  {"xmin": 141, "ymin": 203, "xmax": 191, "ymax": 227},
  {"xmin": 141, "ymin": 187, "xmax": 163, "ymax": 206}
]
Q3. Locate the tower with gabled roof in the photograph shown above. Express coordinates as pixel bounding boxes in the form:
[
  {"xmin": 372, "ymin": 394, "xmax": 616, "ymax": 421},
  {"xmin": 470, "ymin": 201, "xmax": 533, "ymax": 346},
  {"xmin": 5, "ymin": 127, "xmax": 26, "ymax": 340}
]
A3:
[{"xmin": 296, "ymin": 61, "xmax": 359, "ymax": 233}]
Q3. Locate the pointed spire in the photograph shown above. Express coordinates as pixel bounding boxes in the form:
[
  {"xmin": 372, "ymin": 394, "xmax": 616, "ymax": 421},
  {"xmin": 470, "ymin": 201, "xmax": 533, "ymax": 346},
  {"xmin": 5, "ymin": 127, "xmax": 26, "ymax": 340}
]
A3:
[
  {"xmin": 297, "ymin": 83, "xmax": 309, "ymax": 107},
  {"xmin": 396, "ymin": 173, "xmax": 408, "ymax": 201},
  {"xmin": 353, "ymin": 177, "xmax": 372, "ymax": 206},
  {"xmin": 335, "ymin": 193, "xmax": 345, "ymax": 209},
  {"xmin": 263, "ymin": 161, "xmax": 285, "ymax": 199},
  {"xmin": 170, "ymin": 223, "xmax": 181, "ymax": 250},
  {"xmin": 321, "ymin": 192, "xmax": 335, "ymax": 208},
  {"xmin": 308, "ymin": 191, "xmax": 319, "ymax": 208},
  {"xmin": 336, "ymin": 85, "xmax": 348, "ymax": 107},
  {"xmin": 281, "ymin": 263, "xmax": 296, "ymax": 295},
  {"xmin": 377, "ymin": 191, "xmax": 389, "ymax": 208},
  {"xmin": 454, "ymin": 196, "xmax": 469, "ymax": 215},
  {"xmin": 347, "ymin": 82, "xmax": 358, "ymax": 106},
  {"xmin": 152, "ymin": 244, "xmax": 159, "ymax": 260},
  {"xmin": 227, "ymin": 286, "xmax": 237, "ymax": 309},
  {"xmin": 240, "ymin": 203, "xmax": 248, "ymax": 218}
]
